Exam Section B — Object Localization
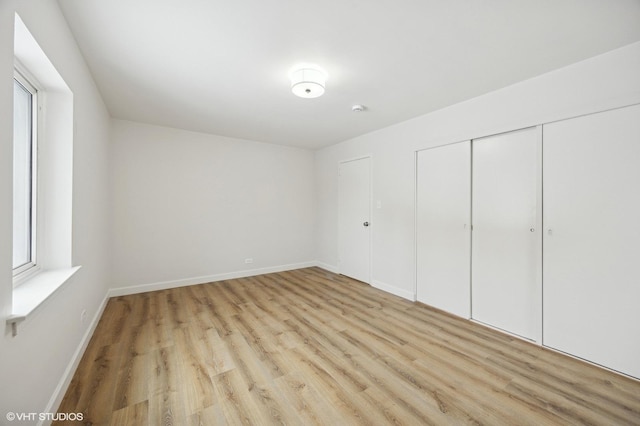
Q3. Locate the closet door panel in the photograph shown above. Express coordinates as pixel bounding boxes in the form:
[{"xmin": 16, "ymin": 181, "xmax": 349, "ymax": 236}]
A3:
[
  {"xmin": 472, "ymin": 128, "xmax": 540, "ymax": 340},
  {"xmin": 543, "ymin": 104, "xmax": 640, "ymax": 379},
  {"xmin": 416, "ymin": 141, "xmax": 471, "ymax": 318}
]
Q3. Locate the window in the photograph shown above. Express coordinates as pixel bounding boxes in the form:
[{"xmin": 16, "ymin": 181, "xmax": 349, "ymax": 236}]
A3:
[
  {"xmin": 8, "ymin": 13, "xmax": 78, "ymax": 335},
  {"xmin": 13, "ymin": 70, "xmax": 38, "ymax": 278}
]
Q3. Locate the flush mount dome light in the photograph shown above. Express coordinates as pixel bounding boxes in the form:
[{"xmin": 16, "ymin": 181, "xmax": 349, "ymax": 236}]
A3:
[{"xmin": 290, "ymin": 66, "xmax": 327, "ymax": 98}]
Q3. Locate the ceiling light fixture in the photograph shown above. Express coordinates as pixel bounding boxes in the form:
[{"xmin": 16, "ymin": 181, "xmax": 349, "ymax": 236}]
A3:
[
  {"xmin": 290, "ymin": 65, "xmax": 327, "ymax": 99},
  {"xmin": 352, "ymin": 104, "xmax": 365, "ymax": 112}
]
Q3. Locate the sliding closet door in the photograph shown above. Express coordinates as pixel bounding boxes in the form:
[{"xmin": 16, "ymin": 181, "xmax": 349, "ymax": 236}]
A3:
[
  {"xmin": 543, "ymin": 104, "xmax": 640, "ymax": 379},
  {"xmin": 416, "ymin": 141, "xmax": 471, "ymax": 318},
  {"xmin": 472, "ymin": 127, "xmax": 541, "ymax": 340}
]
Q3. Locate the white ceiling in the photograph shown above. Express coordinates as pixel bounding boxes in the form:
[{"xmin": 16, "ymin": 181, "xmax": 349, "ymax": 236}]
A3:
[{"xmin": 57, "ymin": 0, "xmax": 640, "ymax": 149}]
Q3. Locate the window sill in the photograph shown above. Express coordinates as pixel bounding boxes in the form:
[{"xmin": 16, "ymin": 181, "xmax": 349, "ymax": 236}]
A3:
[{"xmin": 7, "ymin": 266, "xmax": 81, "ymax": 336}]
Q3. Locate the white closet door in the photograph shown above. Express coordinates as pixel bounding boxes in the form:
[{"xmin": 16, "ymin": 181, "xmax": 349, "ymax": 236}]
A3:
[
  {"xmin": 416, "ymin": 141, "xmax": 471, "ymax": 318},
  {"xmin": 472, "ymin": 127, "xmax": 541, "ymax": 340},
  {"xmin": 543, "ymin": 104, "xmax": 640, "ymax": 379},
  {"xmin": 339, "ymin": 157, "xmax": 371, "ymax": 283}
]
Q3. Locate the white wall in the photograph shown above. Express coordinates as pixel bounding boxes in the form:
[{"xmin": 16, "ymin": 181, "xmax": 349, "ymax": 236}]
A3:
[
  {"xmin": 315, "ymin": 41, "xmax": 640, "ymax": 299},
  {"xmin": 0, "ymin": 0, "xmax": 111, "ymax": 421},
  {"xmin": 111, "ymin": 120, "xmax": 316, "ymax": 291}
]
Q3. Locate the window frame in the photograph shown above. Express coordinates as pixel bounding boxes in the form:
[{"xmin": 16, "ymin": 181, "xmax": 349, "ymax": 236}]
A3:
[{"xmin": 12, "ymin": 65, "xmax": 40, "ymax": 283}]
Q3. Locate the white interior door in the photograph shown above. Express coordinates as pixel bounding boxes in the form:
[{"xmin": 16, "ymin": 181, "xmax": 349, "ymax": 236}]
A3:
[
  {"xmin": 472, "ymin": 127, "xmax": 541, "ymax": 340},
  {"xmin": 339, "ymin": 157, "xmax": 371, "ymax": 283},
  {"xmin": 416, "ymin": 142, "xmax": 471, "ymax": 318},
  {"xmin": 543, "ymin": 104, "xmax": 640, "ymax": 379}
]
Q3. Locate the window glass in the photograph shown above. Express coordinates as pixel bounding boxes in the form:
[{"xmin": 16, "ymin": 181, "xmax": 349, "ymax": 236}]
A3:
[{"xmin": 13, "ymin": 77, "xmax": 35, "ymax": 271}]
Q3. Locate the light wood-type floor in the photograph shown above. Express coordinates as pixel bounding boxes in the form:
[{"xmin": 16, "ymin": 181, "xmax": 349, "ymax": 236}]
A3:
[{"xmin": 56, "ymin": 267, "xmax": 640, "ymax": 425}]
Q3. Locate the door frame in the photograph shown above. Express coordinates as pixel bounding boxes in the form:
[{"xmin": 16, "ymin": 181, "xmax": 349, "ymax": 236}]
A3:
[
  {"xmin": 534, "ymin": 125, "xmax": 543, "ymax": 344},
  {"xmin": 338, "ymin": 155, "xmax": 373, "ymax": 284}
]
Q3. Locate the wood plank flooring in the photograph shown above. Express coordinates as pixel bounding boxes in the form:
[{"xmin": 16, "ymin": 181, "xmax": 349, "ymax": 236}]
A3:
[{"xmin": 56, "ymin": 267, "xmax": 640, "ymax": 425}]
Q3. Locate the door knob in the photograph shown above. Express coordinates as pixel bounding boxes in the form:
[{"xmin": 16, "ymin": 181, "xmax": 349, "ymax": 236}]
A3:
[{"xmin": 363, "ymin": 222, "xmax": 369, "ymax": 227}]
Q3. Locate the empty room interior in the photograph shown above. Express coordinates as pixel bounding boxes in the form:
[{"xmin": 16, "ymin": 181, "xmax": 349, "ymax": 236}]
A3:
[{"xmin": 2, "ymin": 0, "xmax": 640, "ymax": 424}]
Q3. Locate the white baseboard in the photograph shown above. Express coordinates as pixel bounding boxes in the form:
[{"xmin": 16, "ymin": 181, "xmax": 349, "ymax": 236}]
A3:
[
  {"xmin": 108, "ymin": 261, "xmax": 318, "ymax": 297},
  {"xmin": 311, "ymin": 264, "xmax": 413, "ymax": 301},
  {"xmin": 371, "ymin": 279, "xmax": 415, "ymax": 301},
  {"xmin": 314, "ymin": 261, "xmax": 339, "ymax": 274},
  {"xmin": 41, "ymin": 294, "xmax": 109, "ymax": 424}
]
